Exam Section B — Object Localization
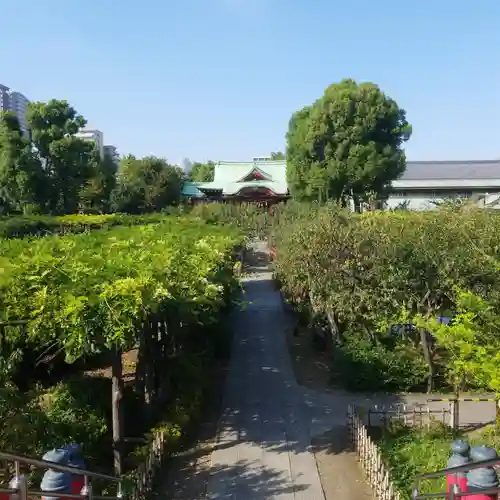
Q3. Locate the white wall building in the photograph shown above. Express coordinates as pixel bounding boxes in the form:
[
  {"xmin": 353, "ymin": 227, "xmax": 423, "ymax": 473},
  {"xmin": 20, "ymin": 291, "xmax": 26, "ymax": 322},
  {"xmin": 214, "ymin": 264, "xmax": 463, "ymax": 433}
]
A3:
[
  {"xmin": 75, "ymin": 129, "xmax": 104, "ymax": 159},
  {"xmin": 386, "ymin": 160, "xmax": 500, "ymax": 210},
  {"xmin": 0, "ymin": 84, "xmax": 30, "ymax": 136}
]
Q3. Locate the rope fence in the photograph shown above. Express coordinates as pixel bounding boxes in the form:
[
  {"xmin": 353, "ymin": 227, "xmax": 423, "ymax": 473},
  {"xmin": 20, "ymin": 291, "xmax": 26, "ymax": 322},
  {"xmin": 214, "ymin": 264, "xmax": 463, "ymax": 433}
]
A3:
[
  {"xmin": 426, "ymin": 396, "xmax": 499, "ymax": 430},
  {"xmin": 367, "ymin": 403, "xmax": 450, "ymax": 428}
]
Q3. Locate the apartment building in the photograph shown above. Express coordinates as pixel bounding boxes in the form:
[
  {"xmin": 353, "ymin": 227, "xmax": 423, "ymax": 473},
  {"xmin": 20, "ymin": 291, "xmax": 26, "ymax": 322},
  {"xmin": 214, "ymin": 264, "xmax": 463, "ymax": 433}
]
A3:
[
  {"xmin": 0, "ymin": 84, "xmax": 30, "ymax": 135},
  {"xmin": 75, "ymin": 129, "xmax": 104, "ymax": 159}
]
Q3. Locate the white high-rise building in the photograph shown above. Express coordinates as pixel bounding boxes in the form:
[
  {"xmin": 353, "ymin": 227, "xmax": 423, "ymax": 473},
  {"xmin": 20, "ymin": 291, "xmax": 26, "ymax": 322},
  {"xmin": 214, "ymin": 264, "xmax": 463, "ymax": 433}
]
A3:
[
  {"xmin": 75, "ymin": 129, "xmax": 104, "ymax": 159},
  {"xmin": 0, "ymin": 84, "xmax": 30, "ymax": 136},
  {"xmin": 181, "ymin": 158, "xmax": 193, "ymax": 176}
]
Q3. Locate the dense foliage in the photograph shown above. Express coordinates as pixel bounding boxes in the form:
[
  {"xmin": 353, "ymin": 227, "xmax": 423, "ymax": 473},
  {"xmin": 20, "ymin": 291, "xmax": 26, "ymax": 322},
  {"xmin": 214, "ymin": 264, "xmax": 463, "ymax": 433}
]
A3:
[
  {"xmin": 0, "ymin": 216, "xmax": 243, "ymax": 472},
  {"xmin": 0, "ymin": 377, "xmax": 109, "ymax": 465},
  {"xmin": 112, "ymin": 155, "xmax": 184, "ymax": 213},
  {"xmin": 189, "ymin": 161, "xmax": 215, "ymax": 182},
  {"xmin": 0, "ymin": 99, "xmax": 189, "ymax": 216},
  {"xmin": 25, "ymin": 100, "xmax": 102, "ymax": 214},
  {"xmin": 286, "ymin": 79, "xmax": 411, "ymax": 207},
  {"xmin": 0, "ymin": 212, "xmax": 182, "ymax": 238},
  {"xmin": 190, "ymin": 202, "xmax": 275, "ymax": 236},
  {"xmin": 270, "ymin": 203, "xmax": 500, "ymax": 393},
  {"xmin": 376, "ymin": 423, "xmax": 500, "ymax": 499},
  {"xmin": 0, "ymin": 215, "xmax": 241, "ymax": 373}
]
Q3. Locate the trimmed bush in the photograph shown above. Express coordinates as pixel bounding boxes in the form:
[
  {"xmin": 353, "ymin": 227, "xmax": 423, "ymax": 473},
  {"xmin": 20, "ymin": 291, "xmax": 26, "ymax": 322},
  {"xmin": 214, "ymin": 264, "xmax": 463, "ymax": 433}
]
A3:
[{"xmin": 271, "ymin": 204, "xmax": 500, "ymax": 392}]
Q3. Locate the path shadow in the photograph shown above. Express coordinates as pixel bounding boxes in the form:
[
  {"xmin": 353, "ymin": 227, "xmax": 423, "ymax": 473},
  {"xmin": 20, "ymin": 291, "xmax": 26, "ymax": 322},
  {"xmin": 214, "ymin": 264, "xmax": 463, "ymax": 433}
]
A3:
[
  {"xmin": 460, "ymin": 420, "xmax": 496, "ymax": 433},
  {"xmin": 157, "ymin": 243, "xmax": 402, "ymax": 499},
  {"xmin": 154, "ymin": 457, "xmax": 308, "ymax": 499}
]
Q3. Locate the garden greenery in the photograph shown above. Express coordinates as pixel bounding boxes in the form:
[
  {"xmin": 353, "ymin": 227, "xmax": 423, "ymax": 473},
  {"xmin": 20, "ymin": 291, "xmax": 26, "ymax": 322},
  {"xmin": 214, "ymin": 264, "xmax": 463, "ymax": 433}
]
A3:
[
  {"xmin": 4, "ymin": 202, "xmax": 500, "ymax": 475},
  {"xmin": 0, "ymin": 211, "xmax": 183, "ymax": 239},
  {"xmin": 268, "ymin": 203, "xmax": 500, "ymax": 393},
  {"xmin": 0, "ymin": 214, "xmax": 242, "ymax": 471}
]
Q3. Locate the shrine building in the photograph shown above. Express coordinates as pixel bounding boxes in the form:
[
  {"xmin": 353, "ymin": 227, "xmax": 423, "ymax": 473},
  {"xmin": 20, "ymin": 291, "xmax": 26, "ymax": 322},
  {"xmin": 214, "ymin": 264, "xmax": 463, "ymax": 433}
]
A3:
[
  {"xmin": 182, "ymin": 158, "xmax": 500, "ymax": 209},
  {"xmin": 182, "ymin": 159, "xmax": 289, "ymax": 204}
]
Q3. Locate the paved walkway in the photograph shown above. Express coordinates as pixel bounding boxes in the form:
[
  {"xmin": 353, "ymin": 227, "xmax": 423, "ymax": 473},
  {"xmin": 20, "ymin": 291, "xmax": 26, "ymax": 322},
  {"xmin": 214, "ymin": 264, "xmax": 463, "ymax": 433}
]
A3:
[
  {"xmin": 161, "ymin": 240, "xmax": 495, "ymax": 499},
  {"xmin": 206, "ymin": 243, "xmax": 347, "ymax": 499}
]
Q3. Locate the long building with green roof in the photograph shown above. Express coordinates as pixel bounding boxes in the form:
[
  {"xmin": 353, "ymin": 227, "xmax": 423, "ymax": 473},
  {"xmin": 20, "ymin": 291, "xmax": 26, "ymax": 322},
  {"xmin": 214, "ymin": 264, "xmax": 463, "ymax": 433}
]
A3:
[
  {"xmin": 183, "ymin": 158, "xmax": 500, "ymax": 209},
  {"xmin": 182, "ymin": 160, "xmax": 289, "ymax": 203}
]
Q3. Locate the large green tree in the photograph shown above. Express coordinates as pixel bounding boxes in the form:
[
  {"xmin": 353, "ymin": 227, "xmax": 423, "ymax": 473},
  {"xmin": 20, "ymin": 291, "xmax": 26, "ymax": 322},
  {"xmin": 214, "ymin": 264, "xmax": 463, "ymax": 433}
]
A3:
[
  {"xmin": 0, "ymin": 112, "xmax": 46, "ymax": 214},
  {"xmin": 80, "ymin": 149, "xmax": 118, "ymax": 213},
  {"xmin": 26, "ymin": 100, "xmax": 99, "ymax": 213},
  {"xmin": 286, "ymin": 79, "xmax": 412, "ymax": 205},
  {"xmin": 270, "ymin": 151, "xmax": 285, "ymax": 160},
  {"xmin": 112, "ymin": 155, "xmax": 183, "ymax": 213},
  {"xmin": 189, "ymin": 161, "xmax": 215, "ymax": 182}
]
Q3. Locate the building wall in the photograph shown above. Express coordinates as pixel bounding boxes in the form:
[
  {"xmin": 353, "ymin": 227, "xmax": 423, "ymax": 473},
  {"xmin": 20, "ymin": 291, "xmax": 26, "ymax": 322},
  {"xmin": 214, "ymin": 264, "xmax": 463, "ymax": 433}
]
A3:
[
  {"xmin": 386, "ymin": 191, "xmax": 500, "ymax": 210},
  {"xmin": 0, "ymin": 85, "xmax": 11, "ymax": 112},
  {"xmin": 386, "ymin": 194, "xmax": 444, "ymax": 210},
  {"xmin": 75, "ymin": 129, "xmax": 104, "ymax": 159},
  {"xmin": 9, "ymin": 91, "xmax": 30, "ymax": 135},
  {"xmin": 0, "ymin": 84, "xmax": 30, "ymax": 136}
]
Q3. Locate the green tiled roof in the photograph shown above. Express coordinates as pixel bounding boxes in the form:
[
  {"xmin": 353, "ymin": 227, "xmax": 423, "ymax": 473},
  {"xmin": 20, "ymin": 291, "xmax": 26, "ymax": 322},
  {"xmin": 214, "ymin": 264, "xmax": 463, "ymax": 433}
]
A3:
[
  {"xmin": 214, "ymin": 161, "xmax": 286, "ymax": 185},
  {"xmin": 181, "ymin": 160, "xmax": 288, "ymax": 197},
  {"xmin": 182, "ymin": 182, "xmax": 206, "ymax": 197}
]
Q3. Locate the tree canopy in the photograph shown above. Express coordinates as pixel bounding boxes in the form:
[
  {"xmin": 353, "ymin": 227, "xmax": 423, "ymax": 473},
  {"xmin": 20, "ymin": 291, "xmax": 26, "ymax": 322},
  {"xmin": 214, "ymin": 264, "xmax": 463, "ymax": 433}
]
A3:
[
  {"xmin": 112, "ymin": 155, "xmax": 184, "ymax": 213},
  {"xmin": 80, "ymin": 148, "xmax": 118, "ymax": 213},
  {"xmin": 286, "ymin": 79, "xmax": 412, "ymax": 205},
  {"xmin": 270, "ymin": 152, "xmax": 285, "ymax": 160},
  {"xmin": 26, "ymin": 100, "xmax": 100, "ymax": 213},
  {"xmin": 189, "ymin": 161, "xmax": 215, "ymax": 182},
  {"xmin": 0, "ymin": 112, "xmax": 45, "ymax": 214},
  {"xmin": 0, "ymin": 98, "xmax": 186, "ymax": 215}
]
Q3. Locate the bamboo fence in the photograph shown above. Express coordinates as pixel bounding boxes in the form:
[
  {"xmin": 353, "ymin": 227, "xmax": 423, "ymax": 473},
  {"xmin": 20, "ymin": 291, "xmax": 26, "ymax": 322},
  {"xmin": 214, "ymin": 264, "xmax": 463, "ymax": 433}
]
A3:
[
  {"xmin": 347, "ymin": 404, "xmax": 402, "ymax": 500},
  {"xmin": 130, "ymin": 429, "xmax": 167, "ymax": 500}
]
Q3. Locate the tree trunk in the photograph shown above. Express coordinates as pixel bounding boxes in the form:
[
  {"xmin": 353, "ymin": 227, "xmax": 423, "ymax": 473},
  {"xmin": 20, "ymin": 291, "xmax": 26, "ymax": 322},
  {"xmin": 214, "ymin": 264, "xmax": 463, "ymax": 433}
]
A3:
[
  {"xmin": 143, "ymin": 320, "xmax": 155, "ymax": 423},
  {"xmin": 135, "ymin": 322, "xmax": 146, "ymax": 396},
  {"xmin": 419, "ymin": 328, "xmax": 435, "ymax": 393},
  {"xmin": 352, "ymin": 194, "xmax": 361, "ymax": 213},
  {"xmin": 158, "ymin": 319, "xmax": 171, "ymax": 404},
  {"xmin": 111, "ymin": 347, "xmax": 124, "ymax": 476},
  {"xmin": 326, "ymin": 308, "xmax": 342, "ymax": 344}
]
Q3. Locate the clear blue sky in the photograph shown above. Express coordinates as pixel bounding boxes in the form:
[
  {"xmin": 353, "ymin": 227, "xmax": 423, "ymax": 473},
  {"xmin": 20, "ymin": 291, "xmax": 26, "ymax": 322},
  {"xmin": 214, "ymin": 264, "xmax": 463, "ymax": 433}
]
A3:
[{"xmin": 2, "ymin": 0, "xmax": 499, "ymax": 163}]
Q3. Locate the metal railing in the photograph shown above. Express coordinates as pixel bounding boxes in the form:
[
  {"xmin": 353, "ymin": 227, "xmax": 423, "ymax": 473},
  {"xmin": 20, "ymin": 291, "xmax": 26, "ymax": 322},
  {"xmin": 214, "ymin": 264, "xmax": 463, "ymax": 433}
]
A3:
[
  {"xmin": 413, "ymin": 455, "xmax": 500, "ymax": 499},
  {"xmin": 0, "ymin": 452, "xmax": 123, "ymax": 500}
]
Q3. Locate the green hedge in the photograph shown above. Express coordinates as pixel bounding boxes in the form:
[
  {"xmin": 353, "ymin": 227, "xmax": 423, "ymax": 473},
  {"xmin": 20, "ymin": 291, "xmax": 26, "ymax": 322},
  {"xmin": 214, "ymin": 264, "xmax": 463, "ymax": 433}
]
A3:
[
  {"xmin": 271, "ymin": 204, "xmax": 500, "ymax": 392},
  {"xmin": 0, "ymin": 377, "xmax": 108, "ymax": 468},
  {"xmin": 376, "ymin": 423, "xmax": 500, "ymax": 499},
  {"xmin": 0, "ymin": 216, "xmax": 243, "ymax": 472},
  {"xmin": 0, "ymin": 211, "xmax": 182, "ymax": 239}
]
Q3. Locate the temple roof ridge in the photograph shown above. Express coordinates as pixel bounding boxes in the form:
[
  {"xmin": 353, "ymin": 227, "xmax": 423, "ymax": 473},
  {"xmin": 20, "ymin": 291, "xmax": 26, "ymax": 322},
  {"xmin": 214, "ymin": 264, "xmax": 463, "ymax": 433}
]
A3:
[{"xmin": 217, "ymin": 160, "xmax": 286, "ymax": 166}]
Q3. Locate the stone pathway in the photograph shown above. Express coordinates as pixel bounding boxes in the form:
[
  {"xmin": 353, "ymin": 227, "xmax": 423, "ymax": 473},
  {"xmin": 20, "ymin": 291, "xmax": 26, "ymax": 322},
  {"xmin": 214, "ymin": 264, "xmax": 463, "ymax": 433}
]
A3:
[
  {"xmin": 158, "ymin": 241, "xmax": 373, "ymax": 499},
  {"xmin": 159, "ymin": 239, "xmax": 496, "ymax": 499},
  {"xmin": 205, "ymin": 241, "xmax": 369, "ymax": 499}
]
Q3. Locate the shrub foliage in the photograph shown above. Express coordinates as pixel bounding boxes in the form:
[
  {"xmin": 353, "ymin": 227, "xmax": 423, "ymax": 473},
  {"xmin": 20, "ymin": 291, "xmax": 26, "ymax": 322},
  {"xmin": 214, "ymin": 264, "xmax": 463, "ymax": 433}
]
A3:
[
  {"xmin": 0, "ymin": 216, "xmax": 242, "ymax": 471},
  {"xmin": 270, "ymin": 203, "xmax": 500, "ymax": 393}
]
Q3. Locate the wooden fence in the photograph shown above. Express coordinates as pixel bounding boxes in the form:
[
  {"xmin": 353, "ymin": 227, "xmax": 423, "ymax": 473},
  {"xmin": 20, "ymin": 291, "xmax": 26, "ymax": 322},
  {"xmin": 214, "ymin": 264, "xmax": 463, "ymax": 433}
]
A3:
[
  {"xmin": 347, "ymin": 404, "xmax": 402, "ymax": 500},
  {"xmin": 130, "ymin": 429, "xmax": 168, "ymax": 500}
]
